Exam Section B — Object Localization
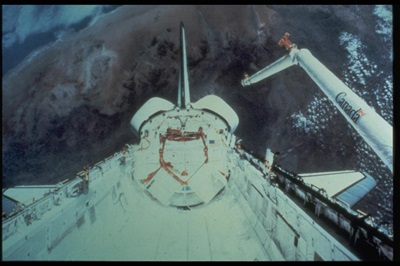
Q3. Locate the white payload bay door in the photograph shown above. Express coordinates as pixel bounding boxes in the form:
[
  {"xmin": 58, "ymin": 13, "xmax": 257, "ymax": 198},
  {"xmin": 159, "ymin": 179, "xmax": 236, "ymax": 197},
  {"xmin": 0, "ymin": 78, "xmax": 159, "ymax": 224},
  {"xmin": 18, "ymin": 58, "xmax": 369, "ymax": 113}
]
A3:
[{"xmin": 299, "ymin": 170, "xmax": 376, "ymax": 207}]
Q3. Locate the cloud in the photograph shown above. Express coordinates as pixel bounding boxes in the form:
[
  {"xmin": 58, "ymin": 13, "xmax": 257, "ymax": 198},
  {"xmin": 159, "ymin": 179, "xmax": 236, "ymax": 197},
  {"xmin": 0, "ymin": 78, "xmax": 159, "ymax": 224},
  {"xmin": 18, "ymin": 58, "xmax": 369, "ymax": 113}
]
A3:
[{"xmin": 2, "ymin": 5, "xmax": 111, "ymax": 49}]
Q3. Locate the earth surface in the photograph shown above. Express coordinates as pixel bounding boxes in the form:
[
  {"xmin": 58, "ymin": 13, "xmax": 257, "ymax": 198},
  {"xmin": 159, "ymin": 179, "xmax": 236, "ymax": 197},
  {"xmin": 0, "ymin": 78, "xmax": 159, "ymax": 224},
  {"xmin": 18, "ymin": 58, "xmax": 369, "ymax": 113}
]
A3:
[{"xmin": 2, "ymin": 5, "xmax": 393, "ymax": 229}]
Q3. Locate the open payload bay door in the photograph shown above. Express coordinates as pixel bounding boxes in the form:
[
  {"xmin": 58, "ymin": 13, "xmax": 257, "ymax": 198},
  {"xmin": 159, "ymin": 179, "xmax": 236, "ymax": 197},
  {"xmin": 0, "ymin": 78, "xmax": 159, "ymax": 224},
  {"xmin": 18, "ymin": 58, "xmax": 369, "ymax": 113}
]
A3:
[
  {"xmin": 298, "ymin": 170, "xmax": 376, "ymax": 208},
  {"xmin": 2, "ymin": 185, "xmax": 61, "ymax": 217}
]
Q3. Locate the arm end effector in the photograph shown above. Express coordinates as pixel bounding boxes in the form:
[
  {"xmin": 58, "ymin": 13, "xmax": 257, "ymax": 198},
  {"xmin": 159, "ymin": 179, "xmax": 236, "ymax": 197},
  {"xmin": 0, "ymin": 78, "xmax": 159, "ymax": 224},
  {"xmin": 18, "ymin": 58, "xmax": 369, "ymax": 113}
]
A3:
[
  {"xmin": 241, "ymin": 71, "xmax": 253, "ymax": 87},
  {"xmin": 241, "ymin": 77, "xmax": 251, "ymax": 87}
]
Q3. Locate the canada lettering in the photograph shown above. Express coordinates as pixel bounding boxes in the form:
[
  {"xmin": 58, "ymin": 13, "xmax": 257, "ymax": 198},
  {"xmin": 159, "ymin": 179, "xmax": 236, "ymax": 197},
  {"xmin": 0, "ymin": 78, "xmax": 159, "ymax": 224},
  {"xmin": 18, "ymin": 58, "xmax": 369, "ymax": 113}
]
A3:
[{"xmin": 335, "ymin": 92, "xmax": 361, "ymax": 124}]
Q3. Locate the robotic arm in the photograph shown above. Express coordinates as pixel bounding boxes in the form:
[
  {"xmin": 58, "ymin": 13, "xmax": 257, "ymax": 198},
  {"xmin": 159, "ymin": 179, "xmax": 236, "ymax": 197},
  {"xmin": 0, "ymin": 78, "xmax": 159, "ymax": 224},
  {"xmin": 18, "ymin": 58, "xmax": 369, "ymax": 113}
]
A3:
[{"xmin": 241, "ymin": 47, "xmax": 393, "ymax": 173}]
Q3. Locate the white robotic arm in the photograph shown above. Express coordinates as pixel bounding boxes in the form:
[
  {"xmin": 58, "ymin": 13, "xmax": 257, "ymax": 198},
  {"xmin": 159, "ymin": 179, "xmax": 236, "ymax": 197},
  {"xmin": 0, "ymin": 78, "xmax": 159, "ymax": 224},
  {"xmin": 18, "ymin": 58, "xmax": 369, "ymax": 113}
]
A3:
[{"xmin": 242, "ymin": 47, "xmax": 393, "ymax": 173}]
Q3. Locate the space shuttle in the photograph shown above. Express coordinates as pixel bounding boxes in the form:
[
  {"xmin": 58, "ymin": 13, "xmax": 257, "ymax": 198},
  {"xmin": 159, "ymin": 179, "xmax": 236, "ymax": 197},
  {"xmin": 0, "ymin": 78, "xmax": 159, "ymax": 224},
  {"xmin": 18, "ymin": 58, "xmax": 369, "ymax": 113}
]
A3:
[{"xmin": 2, "ymin": 22, "xmax": 393, "ymax": 261}]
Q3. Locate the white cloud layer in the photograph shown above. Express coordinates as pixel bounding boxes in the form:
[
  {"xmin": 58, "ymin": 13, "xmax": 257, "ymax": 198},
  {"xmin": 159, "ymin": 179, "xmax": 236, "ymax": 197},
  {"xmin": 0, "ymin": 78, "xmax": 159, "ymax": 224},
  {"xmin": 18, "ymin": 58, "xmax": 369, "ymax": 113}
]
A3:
[{"xmin": 2, "ymin": 5, "xmax": 111, "ymax": 49}]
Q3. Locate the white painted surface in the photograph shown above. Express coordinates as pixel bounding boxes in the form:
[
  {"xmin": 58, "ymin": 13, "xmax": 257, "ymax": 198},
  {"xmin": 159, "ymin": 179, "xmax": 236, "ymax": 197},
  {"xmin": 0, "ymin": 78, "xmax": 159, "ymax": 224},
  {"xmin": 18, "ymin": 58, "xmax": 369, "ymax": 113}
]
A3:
[
  {"xmin": 2, "ymin": 145, "xmax": 361, "ymax": 261},
  {"xmin": 3, "ymin": 186, "xmax": 55, "ymax": 206},
  {"xmin": 192, "ymin": 95, "xmax": 239, "ymax": 133},
  {"xmin": 299, "ymin": 171, "xmax": 364, "ymax": 197},
  {"xmin": 130, "ymin": 97, "xmax": 175, "ymax": 134}
]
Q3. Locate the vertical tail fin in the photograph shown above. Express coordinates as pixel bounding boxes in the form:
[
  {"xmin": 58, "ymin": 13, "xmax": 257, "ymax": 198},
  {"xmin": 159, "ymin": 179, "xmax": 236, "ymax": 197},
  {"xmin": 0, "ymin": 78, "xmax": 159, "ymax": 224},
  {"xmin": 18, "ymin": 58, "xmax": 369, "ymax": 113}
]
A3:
[
  {"xmin": 177, "ymin": 21, "xmax": 191, "ymax": 108},
  {"xmin": 177, "ymin": 68, "xmax": 182, "ymax": 108}
]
